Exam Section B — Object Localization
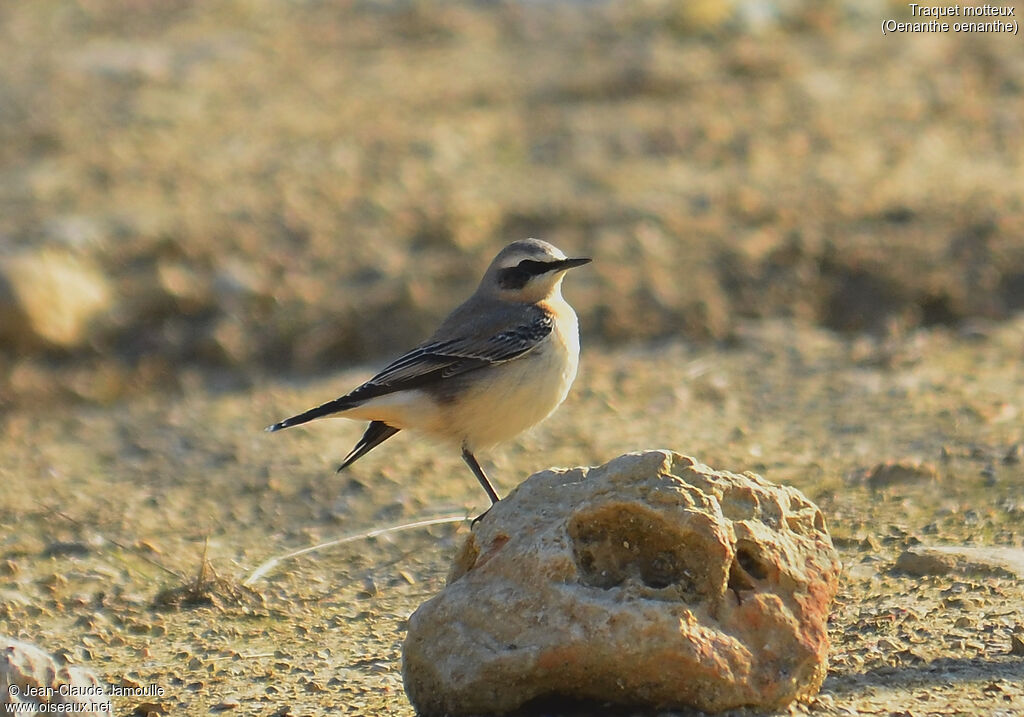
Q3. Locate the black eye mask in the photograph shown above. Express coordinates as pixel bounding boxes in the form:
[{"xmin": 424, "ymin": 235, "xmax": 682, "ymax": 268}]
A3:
[{"xmin": 497, "ymin": 259, "xmax": 554, "ymax": 290}]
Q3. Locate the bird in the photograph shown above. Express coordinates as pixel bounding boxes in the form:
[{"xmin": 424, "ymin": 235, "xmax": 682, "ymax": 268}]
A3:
[{"xmin": 266, "ymin": 238, "xmax": 591, "ymax": 505}]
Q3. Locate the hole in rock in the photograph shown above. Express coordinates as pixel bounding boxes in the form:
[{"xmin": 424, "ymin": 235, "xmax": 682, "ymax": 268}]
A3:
[
  {"xmin": 727, "ymin": 560, "xmax": 754, "ymax": 594},
  {"xmin": 812, "ymin": 509, "xmax": 826, "ymax": 532},
  {"xmin": 785, "ymin": 515, "xmax": 807, "ymax": 535},
  {"xmin": 568, "ymin": 504, "xmax": 712, "ymax": 600},
  {"xmin": 735, "ymin": 543, "xmax": 769, "ymax": 580}
]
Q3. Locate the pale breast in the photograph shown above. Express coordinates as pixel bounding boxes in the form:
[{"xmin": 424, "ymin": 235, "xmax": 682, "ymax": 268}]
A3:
[
  {"xmin": 437, "ymin": 297, "xmax": 580, "ymax": 450},
  {"xmin": 347, "ymin": 297, "xmax": 582, "ymax": 451}
]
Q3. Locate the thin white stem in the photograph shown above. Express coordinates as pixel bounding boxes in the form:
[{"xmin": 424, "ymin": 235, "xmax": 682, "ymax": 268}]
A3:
[{"xmin": 242, "ymin": 515, "xmax": 467, "ymax": 586}]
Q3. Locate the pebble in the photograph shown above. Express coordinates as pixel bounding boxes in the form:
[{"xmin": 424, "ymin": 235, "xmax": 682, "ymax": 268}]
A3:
[
  {"xmin": 867, "ymin": 461, "xmax": 937, "ymax": 489},
  {"xmin": 896, "ymin": 546, "xmax": 1024, "ymax": 579}
]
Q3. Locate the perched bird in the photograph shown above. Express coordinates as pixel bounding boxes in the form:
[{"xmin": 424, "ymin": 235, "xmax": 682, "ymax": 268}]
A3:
[{"xmin": 267, "ymin": 238, "xmax": 591, "ymax": 504}]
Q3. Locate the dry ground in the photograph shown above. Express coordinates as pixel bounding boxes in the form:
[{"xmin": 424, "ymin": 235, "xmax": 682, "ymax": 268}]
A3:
[{"xmin": 3, "ymin": 318, "xmax": 1024, "ymax": 715}]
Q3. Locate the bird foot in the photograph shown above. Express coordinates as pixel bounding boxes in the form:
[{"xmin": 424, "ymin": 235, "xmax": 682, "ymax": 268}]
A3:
[{"xmin": 471, "ymin": 506, "xmax": 493, "ymax": 527}]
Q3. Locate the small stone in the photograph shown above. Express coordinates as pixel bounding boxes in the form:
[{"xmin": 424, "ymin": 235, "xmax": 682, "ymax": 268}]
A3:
[
  {"xmin": 0, "ymin": 249, "xmax": 113, "ymax": 349},
  {"xmin": 43, "ymin": 541, "xmax": 92, "ymax": 558},
  {"xmin": 1004, "ymin": 443, "xmax": 1023, "ymax": 465},
  {"xmin": 811, "ymin": 694, "xmax": 835, "ymax": 709},
  {"xmin": 1, "ymin": 637, "xmax": 111, "ymax": 715},
  {"xmin": 357, "ymin": 576, "xmax": 378, "ymax": 598},
  {"xmin": 402, "ymin": 450, "xmax": 841, "ymax": 715},
  {"xmin": 859, "ymin": 535, "xmax": 881, "ymax": 552},
  {"xmin": 895, "ymin": 548, "xmax": 955, "ymax": 576},
  {"xmin": 866, "ymin": 461, "xmax": 937, "ymax": 489},
  {"xmin": 896, "ymin": 546, "xmax": 1024, "ymax": 579},
  {"xmin": 1010, "ymin": 634, "xmax": 1024, "ymax": 656},
  {"xmin": 0, "ymin": 590, "xmax": 30, "ymax": 607}
]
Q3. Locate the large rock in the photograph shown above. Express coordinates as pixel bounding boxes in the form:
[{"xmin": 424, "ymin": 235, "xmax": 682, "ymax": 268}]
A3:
[
  {"xmin": 403, "ymin": 451, "xmax": 841, "ymax": 715},
  {"xmin": 1, "ymin": 637, "xmax": 111, "ymax": 715}
]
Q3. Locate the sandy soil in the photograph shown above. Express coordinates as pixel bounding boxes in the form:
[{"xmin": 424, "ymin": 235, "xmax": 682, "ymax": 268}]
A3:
[{"xmin": 3, "ymin": 318, "xmax": 1023, "ymax": 715}]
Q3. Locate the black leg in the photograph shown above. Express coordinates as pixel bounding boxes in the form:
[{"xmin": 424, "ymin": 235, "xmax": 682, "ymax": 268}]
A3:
[{"xmin": 461, "ymin": 448, "xmax": 500, "ymax": 505}]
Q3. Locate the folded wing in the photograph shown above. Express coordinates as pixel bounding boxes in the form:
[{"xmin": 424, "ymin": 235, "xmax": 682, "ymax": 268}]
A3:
[{"xmin": 266, "ymin": 308, "xmax": 553, "ymax": 432}]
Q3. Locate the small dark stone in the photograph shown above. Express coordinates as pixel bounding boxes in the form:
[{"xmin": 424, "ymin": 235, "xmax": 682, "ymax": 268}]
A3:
[{"xmin": 43, "ymin": 541, "xmax": 91, "ymax": 558}]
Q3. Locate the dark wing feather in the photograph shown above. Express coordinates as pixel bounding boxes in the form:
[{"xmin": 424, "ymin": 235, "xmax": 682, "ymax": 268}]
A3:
[
  {"xmin": 266, "ymin": 309, "xmax": 553, "ymax": 432},
  {"xmin": 336, "ymin": 421, "xmax": 401, "ymax": 472},
  {"xmin": 352, "ymin": 309, "xmax": 553, "ymax": 396}
]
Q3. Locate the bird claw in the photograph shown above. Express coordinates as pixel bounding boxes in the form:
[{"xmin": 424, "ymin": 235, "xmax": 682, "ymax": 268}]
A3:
[{"xmin": 471, "ymin": 506, "xmax": 493, "ymax": 527}]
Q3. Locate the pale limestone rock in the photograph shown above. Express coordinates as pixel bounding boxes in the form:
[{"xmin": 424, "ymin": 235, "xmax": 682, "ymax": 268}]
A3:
[
  {"xmin": 1, "ymin": 637, "xmax": 111, "ymax": 715},
  {"xmin": 0, "ymin": 249, "xmax": 113, "ymax": 348},
  {"xmin": 403, "ymin": 450, "xmax": 841, "ymax": 715}
]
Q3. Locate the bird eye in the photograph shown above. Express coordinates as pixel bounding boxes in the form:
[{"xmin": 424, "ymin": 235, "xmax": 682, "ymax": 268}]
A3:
[{"xmin": 498, "ymin": 266, "xmax": 531, "ymax": 290}]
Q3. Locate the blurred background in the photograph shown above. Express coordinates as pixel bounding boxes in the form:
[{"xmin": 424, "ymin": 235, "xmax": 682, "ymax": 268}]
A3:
[{"xmin": 1, "ymin": 0, "xmax": 1022, "ymax": 408}]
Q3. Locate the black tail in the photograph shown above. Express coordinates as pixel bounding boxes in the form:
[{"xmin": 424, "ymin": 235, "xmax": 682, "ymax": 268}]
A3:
[
  {"xmin": 265, "ymin": 396, "xmax": 359, "ymax": 432},
  {"xmin": 337, "ymin": 421, "xmax": 400, "ymax": 472}
]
